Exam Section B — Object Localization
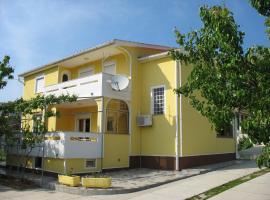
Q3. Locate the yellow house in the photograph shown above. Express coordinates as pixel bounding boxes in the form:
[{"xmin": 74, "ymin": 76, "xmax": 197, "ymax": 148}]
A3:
[{"xmin": 7, "ymin": 39, "xmax": 236, "ymax": 174}]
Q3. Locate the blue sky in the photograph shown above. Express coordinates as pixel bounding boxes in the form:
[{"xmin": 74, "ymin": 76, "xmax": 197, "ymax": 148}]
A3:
[{"xmin": 0, "ymin": 0, "xmax": 269, "ymax": 102}]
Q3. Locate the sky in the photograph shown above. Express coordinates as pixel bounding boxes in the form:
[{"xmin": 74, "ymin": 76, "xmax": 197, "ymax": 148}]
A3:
[{"xmin": 0, "ymin": 0, "xmax": 269, "ymax": 102}]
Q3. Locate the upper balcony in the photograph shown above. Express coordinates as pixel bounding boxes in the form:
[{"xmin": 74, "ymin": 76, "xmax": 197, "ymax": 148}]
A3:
[{"xmin": 44, "ymin": 73, "xmax": 131, "ymax": 101}]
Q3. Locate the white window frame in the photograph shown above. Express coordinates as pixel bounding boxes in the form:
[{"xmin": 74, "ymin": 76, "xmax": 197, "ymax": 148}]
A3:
[
  {"xmin": 103, "ymin": 61, "xmax": 116, "ymax": 75},
  {"xmin": 61, "ymin": 70, "xmax": 71, "ymax": 82},
  {"xmin": 85, "ymin": 159, "xmax": 96, "ymax": 169},
  {"xmin": 150, "ymin": 85, "xmax": 166, "ymax": 115},
  {"xmin": 78, "ymin": 66, "xmax": 95, "ymax": 78},
  {"xmin": 75, "ymin": 113, "xmax": 91, "ymax": 132},
  {"xmin": 34, "ymin": 75, "xmax": 45, "ymax": 94}
]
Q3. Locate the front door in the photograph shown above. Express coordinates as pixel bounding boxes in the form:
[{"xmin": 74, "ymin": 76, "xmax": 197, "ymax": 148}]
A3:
[{"xmin": 76, "ymin": 113, "xmax": 91, "ymax": 132}]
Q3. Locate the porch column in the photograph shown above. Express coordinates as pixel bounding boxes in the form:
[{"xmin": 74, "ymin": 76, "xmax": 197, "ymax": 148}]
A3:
[
  {"xmin": 95, "ymin": 98, "xmax": 105, "ymax": 171},
  {"xmin": 95, "ymin": 98, "xmax": 105, "ymax": 133}
]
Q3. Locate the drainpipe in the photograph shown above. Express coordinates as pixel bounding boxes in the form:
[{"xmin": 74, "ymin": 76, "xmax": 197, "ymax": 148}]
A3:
[
  {"xmin": 175, "ymin": 61, "xmax": 180, "ymax": 171},
  {"xmin": 179, "ymin": 61, "xmax": 183, "ymax": 159},
  {"xmin": 235, "ymin": 113, "xmax": 239, "ymax": 159}
]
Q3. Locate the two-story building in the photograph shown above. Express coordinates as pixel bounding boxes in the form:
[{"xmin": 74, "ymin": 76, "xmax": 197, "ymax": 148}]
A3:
[{"xmin": 7, "ymin": 39, "xmax": 236, "ymax": 174}]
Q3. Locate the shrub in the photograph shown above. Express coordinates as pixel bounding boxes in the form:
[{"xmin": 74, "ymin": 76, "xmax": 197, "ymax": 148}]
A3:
[
  {"xmin": 256, "ymin": 144, "xmax": 270, "ymax": 168},
  {"xmin": 238, "ymin": 136, "xmax": 253, "ymax": 151}
]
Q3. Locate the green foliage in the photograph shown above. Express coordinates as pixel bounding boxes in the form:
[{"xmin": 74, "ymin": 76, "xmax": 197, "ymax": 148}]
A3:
[
  {"xmin": 256, "ymin": 144, "xmax": 270, "ymax": 168},
  {"xmin": 170, "ymin": 4, "xmax": 270, "ymax": 167},
  {"xmin": 0, "ymin": 56, "xmax": 14, "ymax": 89},
  {"xmin": 0, "ymin": 94, "xmax": 77, "ymax": 174},
  {"xmin": 170, "ymin": 5, "xmax": 247, "ymax": 134},
  {"xmin": 238, "ymin": 136, "xmax": 253, "ymax": 151},
  {"xmin": 250, "ymin": 0, "xmax": 270, "ymax": 38},
  {"xmin": 250, "ymin": 0, "xmax": 270, "ymax": 16}
]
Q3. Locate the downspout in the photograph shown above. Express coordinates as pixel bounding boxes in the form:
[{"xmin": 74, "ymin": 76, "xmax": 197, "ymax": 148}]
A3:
[
  {"xmin": 175, "ymin": 60, "xmax": 179, "ymax": 171},
  {"xmin": 179, "ymin": 61, "xmax": 183, "ymax": 158}
]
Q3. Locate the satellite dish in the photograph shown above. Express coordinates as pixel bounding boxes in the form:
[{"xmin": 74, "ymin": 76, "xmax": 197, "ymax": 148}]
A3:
[{"xmin": 110, "ymin": 75, "xmax": 129, "ymax": 91}]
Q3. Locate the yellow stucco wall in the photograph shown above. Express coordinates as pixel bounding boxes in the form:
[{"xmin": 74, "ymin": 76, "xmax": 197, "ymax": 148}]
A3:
[
  {"xmin": 123, "ymin": 46, "xmax": 166, "ymax": 157},
  {"xmin": 55, "ymin": 105, "xmax": 98, "ymax": 132},
  {"xmin": 23, "ymin": 66, "xmax": 58, "ymax": 100},
  {"xmin": 66, "ymin": 158, "xmax": 101, "ymax": 174},
  {"xmin": 57, "ymin": 53, "xmax": 129, "ymax": 82},
  {"xmin": 7, "ymin": 155, "xmax": 101, "ymax": 174},
  {"xmin": 103, "ymin": 134, "xmax": 129, "ymax": 169},
  {"xmin": 43, "ymin": 158, "xmax": 64, "ymax": 173},
  {"xmin": 139, "ymin": 57, "xmax": 177, "ymax": 156},
  {"xmin": 180, "ymin": 63, "xmax": 235, "ymax": 156}
]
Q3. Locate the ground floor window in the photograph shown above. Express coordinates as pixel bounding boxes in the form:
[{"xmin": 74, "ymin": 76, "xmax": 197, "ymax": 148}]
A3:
[
  {"xmin": 85, "ymin": 159, "xmax": 96, "ymax": 168},
  {"xmin": 217, "ymin": 123, "xmax": 234, "ymax": 137},
  {"xmin": 35, "ymin": 157, "xmax": 42, "ymax": 168}
]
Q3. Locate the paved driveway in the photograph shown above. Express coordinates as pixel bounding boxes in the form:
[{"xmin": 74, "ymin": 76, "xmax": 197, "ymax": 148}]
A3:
[{"xmin": 0, "ymin": 161, "xmax": 267, "ymax": 200}]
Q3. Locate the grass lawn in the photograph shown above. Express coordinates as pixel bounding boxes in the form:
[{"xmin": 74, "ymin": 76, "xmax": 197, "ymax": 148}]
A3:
[{"xmin": 187, "ymin": 168, "xmax": 270, "ymax": 200}]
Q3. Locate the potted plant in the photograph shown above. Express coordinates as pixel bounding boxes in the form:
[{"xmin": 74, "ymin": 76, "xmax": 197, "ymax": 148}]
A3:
[
  {"xmin": 82, "ymin": 172, "xmax": 112, "ymax": 188},
  {"xmin": 58, "ymin": 168, "xmax": 80, "ymax": 187}
]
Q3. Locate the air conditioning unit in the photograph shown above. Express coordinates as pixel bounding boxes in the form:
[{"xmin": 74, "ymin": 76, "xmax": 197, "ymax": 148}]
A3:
[{"xmin": 136, "ymin": 115, "xmax": 152, "ymax": 127}]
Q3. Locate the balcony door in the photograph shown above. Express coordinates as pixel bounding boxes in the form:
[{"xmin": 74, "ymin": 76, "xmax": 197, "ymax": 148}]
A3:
[{"xmin": 75, "ymin": 113, "xmax": 91, "ymax": 132}]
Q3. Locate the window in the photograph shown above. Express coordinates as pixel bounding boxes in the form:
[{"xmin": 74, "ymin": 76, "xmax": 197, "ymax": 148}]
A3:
[
  {"xmin": 151, "ymin": 86, "xmax": 165, "ymax": 115},
  {"xmin": 61, "ymin": 70, "xmax": 71, "ymax": 82},
  {"xmin": 35, "ymin": 76, "xmax": 44, "ymax": 93},
  {"xmin": 106, "ymin": 99, "xmax": 129, "ymax": 134},
  {"xmin": 85, "ymin": 159, "xmax": 96, "ymax": 168},
  {"xmin": 79, "ymin": 67, "xmax": 94, "ymax": 78},
  {"xmin": 103, "ymin": 62, "xmax": 116, "ymax": 75},
  {"xmin": 217, "ymin": 123, "xmax": 234, "ymax": 138},
  {"xmin": 62, "ymin": 74, "xmax": 69, "ymax": 82},
  {"xmin": 76, "ymin": 114, "xmax": 91, "ymax": 132},
  {"xmin": 33, "ymin": 113, "xmax": 42, "ymax": 132},
  {"xmin": 35, "ymin": 157, "xmax": 42, "ymax": 168}
]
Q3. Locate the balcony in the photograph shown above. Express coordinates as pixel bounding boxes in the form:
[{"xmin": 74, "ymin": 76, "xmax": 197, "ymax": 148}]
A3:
[
  {"xmin": 44, "ymin": 73, "xmax": 131, "ymax": 101},
  {"xmin": 8, "ymin": 132, "xmax": 103, "ymax": 159}
]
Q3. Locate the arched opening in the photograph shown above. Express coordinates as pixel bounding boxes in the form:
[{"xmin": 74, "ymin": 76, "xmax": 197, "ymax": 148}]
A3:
[
  {"xmin": 62, "ymin": 74, "xmax": 69, "ymax": 82},
  {"xmin": 106, "ymin": 99, "xmax": 129, "ymax": 134}
]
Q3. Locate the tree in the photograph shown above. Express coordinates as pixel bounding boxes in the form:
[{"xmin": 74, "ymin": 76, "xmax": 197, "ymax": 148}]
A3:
[
  {"xmin": 3, "ymin": 94, "xmax": 77, "ymax": 179},
  {"xmin": 0, "ymin": 56, "xmax": 14, "ymax": 89},
  {"xmin": 250, "ymin": 0, "xmax": 270, "ymax": 39},
  {"xmin": 170, "ymin": 5, "xmax": 270, "ymax": 168}
]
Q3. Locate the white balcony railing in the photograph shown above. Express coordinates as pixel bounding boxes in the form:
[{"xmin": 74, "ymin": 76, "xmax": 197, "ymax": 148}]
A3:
[
  {"xmin": 44, "ymin": 73, "xmax": 131, "ymax": 101},
  {"xmin": 7, "ymin": 132, "xmax": 103, "ymax": 159}
]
